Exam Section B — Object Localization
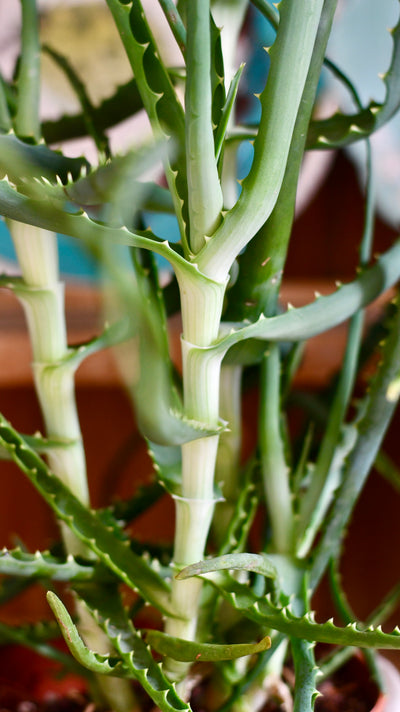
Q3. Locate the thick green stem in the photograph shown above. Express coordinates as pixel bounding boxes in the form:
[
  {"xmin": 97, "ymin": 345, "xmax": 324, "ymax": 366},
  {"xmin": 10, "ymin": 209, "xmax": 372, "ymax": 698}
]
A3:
[{"xmin": 164, "ymin": 273, "xmax": 226, "ymax": 681}]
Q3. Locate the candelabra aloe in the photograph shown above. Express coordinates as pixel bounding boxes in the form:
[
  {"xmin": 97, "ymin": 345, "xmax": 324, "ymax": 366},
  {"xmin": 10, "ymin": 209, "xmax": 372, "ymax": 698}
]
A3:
[{"xmin": 1, "ymin": 0, "xmax": 400, "ymax": 710}]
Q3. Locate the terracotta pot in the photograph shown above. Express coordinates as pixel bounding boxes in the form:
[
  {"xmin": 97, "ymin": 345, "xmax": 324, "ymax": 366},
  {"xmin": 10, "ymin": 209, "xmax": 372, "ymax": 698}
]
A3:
[
  {"xmin": 315, "ymin": 654, "xmax": 400, "ymax": 712},
  {"xmin": 375, "ymin": 656, "xmax": 400, "ymax": 712}
]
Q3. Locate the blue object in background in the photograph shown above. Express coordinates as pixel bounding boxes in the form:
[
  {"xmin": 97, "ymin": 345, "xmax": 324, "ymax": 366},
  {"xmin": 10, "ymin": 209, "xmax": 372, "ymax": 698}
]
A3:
[{"xmin": 0, "ymin": 219, "xmax": 99, "ymax": 280}]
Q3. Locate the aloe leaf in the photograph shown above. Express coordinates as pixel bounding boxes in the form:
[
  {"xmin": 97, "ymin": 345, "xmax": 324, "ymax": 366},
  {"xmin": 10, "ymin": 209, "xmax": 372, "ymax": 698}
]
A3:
[
  {"xmin": 214, "ymin": 638, "xmax": 286, "ymax": 712},
  {"xmin": 210, "ymin": 576, "xmax": 400, "ymax": 650},
  {"xmin": 311, "ymin": 298, "xmax": 400, "ymax": 587},
  {"xmin": 185, "ymin": 0, "xmax": 223, "ymax": 252},
  {"xmin": 47, "ymin": 592, "xmax": 129, "ymax": 678},
  {"xmin": 0, "ymin": 576, "xmax": 33, "ymax": 606},
  {"xmin": 42, "ymin": 79, "xmax": 143, "ymax": 144},
  {"xmin": 148, "ymin": 441, "xmax": 182, "ymax": 496},
  {"xmin": 42, "ymin": 45, "xmax": 110, "ymax": 158},
  {"xmin": 158, "ymin": 0, "xmax": 187, "ymax": 55},
  {"xmin": 14, "ymin": 142, "xmax": 173, "ymax": 218},
  {"xmin": 14, "ymin": 0, "xmax": 40, "ymax": 141},
  {"xmin": 374, "ymin": 450, "xmax": 400, "ymax": 494},
  {"xmin": 0, "ymin": 415, "xmax": 176, "ymax": 617},
  {"xmin": 218, "ymin": 465, "xmax": 259, "ymax": 555},
  {"xmin": 0, "ymin": 618, "xmax": 60, "ymax": 645},
  {"xmin": 322, "ymin": 561, "xmax": 382, "ymax": 684},
  {"xmin": 0, "ymin": 431, "xmax": 75, "ymax": 460},
  {"xmin": 367, "ymin": 581, "xmax": 400, "ymax": 630},
  {"xmin": 105, "ymin": 0, "xmax": 189, "ymax": 251},
  {"xmin": 291, "ymin": 638, "xmax": 318, "ymax": 712},
  {"xmin": 225, "ymin": 0, "xmax": 336, "ymax": 327},
  {"xmin": 177, "ymin": 553, "xmax": 277, "ymax": 581},
  {"xmin": 196, "ymin": 0, "xmax": 325, "ymax": 282},
  {"xmin": 145, "ymin": 629, "xmax": 271, "ymax": 662},
  {"xmin": 0, "ymin": 178, "xmax": 190, "ymax": 275},
  {"xmin": 250, "ymin": 0, "xmax": 280, "ymax": 28},
  {"xmin": 297, "ymin": 107, "xmax": 374, "ymax": 553},
  {"xmin": 0, "ymin": 74, "xmax": 11, "ymax": 132},
  {"xmin": 73, "ymin": 585, "xmax": 192, "ymax": 712},
  {"xmin": 0, "ymin": 547, "xmax": 110, "ymax": 583},
  {"xmin": 0, "ymin": 133, "xmax": 89, "ymax": 184},
  {"xmin": 297, "ymin": 423, "xmax": 357, "ymax": 558},
  {"xmin": 215, "ymin": 64, "xmax": 245, "ymax": 162},
  {"xmin": 215, "ymin": 240, "xmax": 400, "ymax": 356},
  {"xmin": 0, "ymin": 617, "xmax": 85, "ymax": 674},
  {"xmin": 210, "ymin": 14, "xmax": 225, "ymax": 153},
  {"xmin": 260, "ymin": 344, "xmax": 294, "ymax": 553},
  {"xmin": 107, "ymin": 480, "xmax": 165, "ymax": 525},
  {"xmin": 307, "ymin": 14, "xmax": 400, "ymax": 148}
]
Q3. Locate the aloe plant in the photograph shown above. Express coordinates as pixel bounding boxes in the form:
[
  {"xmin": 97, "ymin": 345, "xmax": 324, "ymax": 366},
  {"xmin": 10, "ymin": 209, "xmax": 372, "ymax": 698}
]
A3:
[{"xmin": 1, "ymin": 1, "xmax": 400, "ymax": 710}]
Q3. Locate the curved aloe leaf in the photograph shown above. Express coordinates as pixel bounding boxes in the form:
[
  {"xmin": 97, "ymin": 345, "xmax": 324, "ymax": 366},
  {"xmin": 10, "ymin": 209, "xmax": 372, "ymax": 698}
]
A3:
[
  {"xmin": 212, "ymin": 576, "xmax": 400, "ymax": 650},
  {"xmin": 0, "ymin": 132, "xmax": 89, "ymax": 183},
  {"xmin": 42, "ymin": 79, "xmax": 143, "ymax": 144},
  {"xmin": 148, "ymin": 441, "xmax": 182, "ymax": 495},
  {"xmin": 196, "ymin": 0, "xmax": 325, "ymax": 281},
  {"xmin": 6, "ymin": 138, "xmax": 171, "ymax": 222},
  {"xmin": 106, "ymin": 480, "xmax": 165, "ymax": 525},
  {"xmin": 215, "ymin": 240, "xmax": 400, "ymax": 356},
  {"xmin": 14, "ymin": 0, "xmax": 40, "ymax": 141},
  {"xmin": 215, "ymin": 63, "xmax": 245, "ymax": 162},
  {"xmin": 250, "ymin": 0, "xmax": 280, "ymax": 28},
  {"xmin": 218, "ymin": 470, "xmax": 259, "ymax": 555},
  {"xmin": 0, "ymin": 415, "xmax": 176, "ymax": 617},
  {"xmin": 106, "ymin": 0, "xmax": 189, "ymax": 250},
  {"xmin": 307, "ymin": 14, "xmax": 400, "ymax": 149},
  {"xmin": 47, "ymin": 592, "xmax": 129, "ymax": 678},
  {"xmin": 177, "ymin": 552, "xmax": 277, "ymax": 581},
  {"xmin": 0, "ymin": 75, "xmax": 12, "ymax": 132},
  {"xmin": 0, "ymin": 618, "xmax": 60, "ymax": 645},
  {"xmin": 0, "ymin": 616, "xmax": 84, "ymax": 674},
  {"xmin": 0, "ymin": 576, "xmax": 33, "ymax": 605},
  {"xmin": 0, "ymin": 431, "xmax": 75, "ymax": 459},
  {"xmin": 73, "ymin": 585, "xmax": 192, "ymax": 712},
  {"xmin": 43, "ymin": 44, "xmax": 110, "ymax": 157},
  {"xmin": 0, "ymin": 178, "xmax": 188, "ymax": 274},
  {"xmin": 0, "ymin": 547, "xmax": 110, "ymax": 582},
  {"xmin": 311, "ymin": 297, "xmax": 400, "ymax": 587},
  {"xmin": 144, "ymin": 629, "xmax": 271, "ymax": 662}
]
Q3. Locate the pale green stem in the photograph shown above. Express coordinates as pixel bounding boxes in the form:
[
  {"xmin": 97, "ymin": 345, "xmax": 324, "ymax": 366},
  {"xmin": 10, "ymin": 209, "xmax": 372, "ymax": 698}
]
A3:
[
  {"xmin": 8, "ymin": 221, "xmax": 135, "ymax": 712},
  {"xmin": 164, "ymin": 274, "xmax": 226, "ymax": 682}
]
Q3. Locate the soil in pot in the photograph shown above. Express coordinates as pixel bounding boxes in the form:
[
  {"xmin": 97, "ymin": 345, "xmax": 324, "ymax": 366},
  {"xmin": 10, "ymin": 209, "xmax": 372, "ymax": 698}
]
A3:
[
  {"xmin": 315, "ymin": 655, "xmax": 382, "ymax": 712},
  {"xmin": 0, "ymin": 646, "xmax": 388, "ymax": 712}
]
